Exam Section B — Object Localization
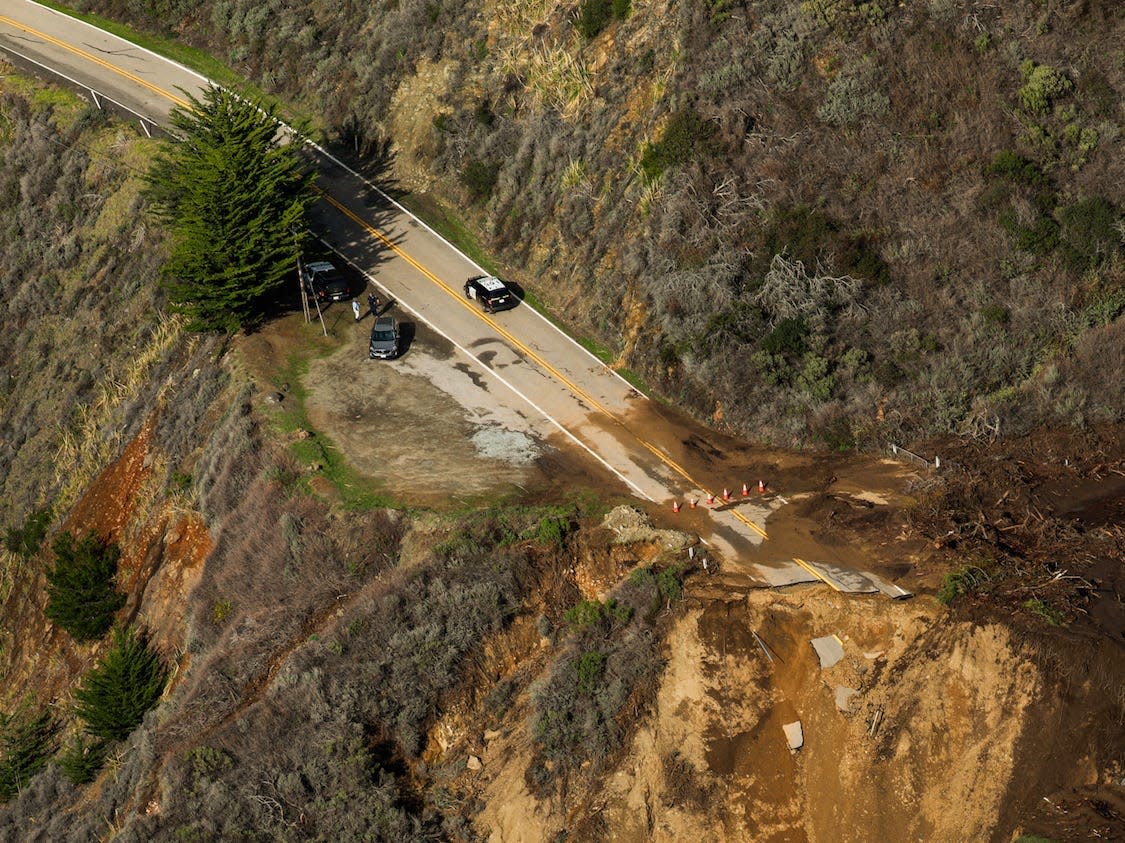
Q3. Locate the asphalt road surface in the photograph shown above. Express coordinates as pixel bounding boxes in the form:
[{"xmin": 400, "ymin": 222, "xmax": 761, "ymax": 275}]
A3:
[{"xmin": 0, "ymin": 1, "xmax": 909, "ymax": 596}]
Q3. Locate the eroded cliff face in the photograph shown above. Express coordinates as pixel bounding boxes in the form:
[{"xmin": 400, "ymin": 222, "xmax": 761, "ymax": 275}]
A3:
[
  {"xmin": 3, "ymin": 381, "xmax": 1122, "ymax": 842},
  {"xmin": 465, "ymin": 581, "xmax": 1122, "ymax": 843}
]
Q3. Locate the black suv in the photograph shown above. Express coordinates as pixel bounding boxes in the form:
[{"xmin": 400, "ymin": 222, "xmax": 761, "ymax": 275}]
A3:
[
  {"xmin": 463, "ymin": 275, "xmax": 518, "ymax": 313},
  {"xmin": 304, "ymin": 260, "xmax": 350, "ymax": 302}
]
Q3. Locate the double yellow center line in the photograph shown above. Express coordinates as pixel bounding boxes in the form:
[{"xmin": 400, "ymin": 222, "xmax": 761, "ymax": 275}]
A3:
[
  {"xmin": 0, "ymin": 15, "xmax": 192, "ymax": 110},
  {"xmin": 7, "ymin": 12, "xmax": 770, "ymax": 544},
  {"xmin": 318, "ymin": 191, "xmax": 769, "ymax": 541}
]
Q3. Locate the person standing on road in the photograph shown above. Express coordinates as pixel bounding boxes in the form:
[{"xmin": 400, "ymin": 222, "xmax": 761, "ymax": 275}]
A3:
[
  {"xmin": 367, "ymin": 292, "xmax": 379, "ymax": 317},
  {"xmin": 352, "ymin": 300, "xmax": 361, "ymax": 322}
]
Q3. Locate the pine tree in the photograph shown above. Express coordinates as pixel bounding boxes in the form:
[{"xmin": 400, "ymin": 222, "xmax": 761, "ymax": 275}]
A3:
[
  {"xmin": 0, "ymin": 701, "xmax": 57, "ymax": 802},
  {"xmin": 73, "ymin": 627, "xmax": 168, "ymax": 742},
  {"xmin": 57, "ymin": 735, "xmax": 109, "ymax": 786},
  {"xmin": 44, "ymin": 532, "xmax": 126, "ymax": 642},
  {"xmin": 146, "ymin": 86, "xmax": 317, "ymax": 333}
]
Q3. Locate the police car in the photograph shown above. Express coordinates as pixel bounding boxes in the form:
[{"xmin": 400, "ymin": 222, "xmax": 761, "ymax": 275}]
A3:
[
  {"xmin": 303, "ymin": 260, "xmax": 351, "ymax": 302},
  {"xmin": 463, "ymin": 275, "xmax": 518, "ymax": 313}
]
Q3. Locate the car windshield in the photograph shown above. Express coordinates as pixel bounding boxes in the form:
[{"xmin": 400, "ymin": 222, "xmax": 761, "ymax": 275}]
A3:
[{"xmin": 372, "ymin": 330, "xmax": 396, "ymax": 341}]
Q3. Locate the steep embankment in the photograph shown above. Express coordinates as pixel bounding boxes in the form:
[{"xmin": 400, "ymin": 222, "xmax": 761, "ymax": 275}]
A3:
[
  {"xmin": 2, "ymin": 19, "xmax": 1124, "ymax": 843},
  {"xmin": 71, "ymin": 0, "xmax": 1125, "ymax": 449}
]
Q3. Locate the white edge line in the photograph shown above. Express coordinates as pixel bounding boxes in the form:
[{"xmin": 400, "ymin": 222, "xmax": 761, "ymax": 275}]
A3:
[
  {"xmin": 15, "ymin": 5, "xmax": 652, "ymax": 490},
  {"xmin": 317, "ymin": 238, "xmax": 654, "ymax": 503},
  {"xmin": 308, "ymin": 138, "xmax": 646, "ymax": 399},
  {"xmin": 0, "ymin": 42, "xmax": 153, "ymax": 128},
  {"xmin": 25, "ymin": 0, "xmax": 211, "ymax": 84},
  {"xmin": 19, "ymin": 0, "xmax": 647, "ymax": 398}
]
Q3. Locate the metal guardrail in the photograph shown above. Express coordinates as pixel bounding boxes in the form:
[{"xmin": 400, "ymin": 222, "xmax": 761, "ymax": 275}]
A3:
[{"xmin": 890, "ymin": 443, "xmax": 942, "ymax": 469}]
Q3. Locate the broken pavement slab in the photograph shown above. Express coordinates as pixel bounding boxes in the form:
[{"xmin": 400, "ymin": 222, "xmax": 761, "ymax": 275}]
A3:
[
  {"xmin": 783, "ymin": 721, "xmax": 804, "ymax": 753},
  {"xmin": 835, "ymin": 686, "xmax": 859, "ymax": 712},
  {"xmin": 811, "ymin": 634, "xmax": 845, "ymax": 669},
  {"xmin": 792, "ymin": 557, "xmax": 913, "ymax": 597}
]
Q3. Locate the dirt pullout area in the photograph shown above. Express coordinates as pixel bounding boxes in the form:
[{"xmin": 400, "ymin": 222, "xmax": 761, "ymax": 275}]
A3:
[
  {"xmin": 470, "ymin": 579, "xmax": 1122, "ymax": 842},
  {"xmin": 237, "ymin": 313, "xmax": 620, "ymax": 508}
]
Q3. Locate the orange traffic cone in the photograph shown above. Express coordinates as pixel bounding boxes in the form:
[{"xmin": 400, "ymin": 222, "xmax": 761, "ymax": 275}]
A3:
[
  {"xmin": 722, "ymin": 488, "xmax": 731, "ymax": 502},
  {"xmin": 689, "ymin": 498, "xmax": 698, "ymax": 509},
  {"xmin": 757, "ymin": 480, "xmax": 766, "ymax": 493},
  {"xmin": 742, "ymin": 482, "xmax": 750, "ymax": 496},
  {"xmin": 706, "ymin": 492, "xmax": 715, "ymax": 506},
  {"xmin": 672, "ymin": 500, "xmax": 681, "ymax": 513}
]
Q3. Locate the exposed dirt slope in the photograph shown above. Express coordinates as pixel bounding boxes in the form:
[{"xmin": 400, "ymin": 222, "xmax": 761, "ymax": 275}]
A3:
[{"xmin": 467, "ymin": 579, "xmax": 1123, "ymax": 842}]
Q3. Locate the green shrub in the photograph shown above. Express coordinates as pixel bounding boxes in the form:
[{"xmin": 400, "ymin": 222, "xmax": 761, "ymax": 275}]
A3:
[
  {"xmin": 575, "ymin": 651, "xmax": 606, "ymax": 695},
  {"xmin": 565, "ymin": 598, "xmax": 632, "ymax": 632},
  {"xmin": 937, "ymin": 566, "xmax": 991, "ymax": 604},
  {"xmin": 57, "ymin": 735, "xmax": 109, "ymax": 786},
  {"xmin": 1018, "ymin": 61, "xmax": 1072, "ymax": 113},
  {"xmin": 185, "ymin": 745, "xmax": 234, "ymax": 784},
  {"xmin": 73, "ymin": 627, "xmax": 168, "ymax": 742},
  {"xmin": 818, "ymin": 69, "xmax": 889, "ymax": 125},
  {"xmin": 461, "ymin": 158, "xmax": 500, "ymax": 201},
  {"xmin": 3, "ymin": 507, "xmax": 52, "ymax": 560},
  {"xmin": 44, "ymin": 532, "xmax": 126, "ymax": 642},
  {"xmin": 655, "ymin": 565, "xmax": 684, "ymax": 602},
  {"xmin": 1059, "ymin": 196, "xmax": 1121, "ymax": 270},
  {"xmin": 796, "ymin": 354, "xmax": 835, "ymax": 401},
  {"xmin": 1022, "ymin": 598, "xmax": 1063, "ymax": 626},
  {"xmin": 640, "ymin": 109, "xmax": 716, "ymax": 182},
  {"xmin": 576, "ymin": 0, "xmax": 630, "ymax": 39},
  {"xmin": 985, "ymin": 150, "xmax": 1048, "ymax": 187},
  {"xmin": 998, "ymin": 210, "xmax": 1060, "ymax": 256},
  {"xmin": 754, "ymin": 206, "xmax": 889, "ymax": 286},
  {"xmin": 761, "ymin": 318, "xmax": 809, "ymax": 356},
  {"xmin": 533, "ymin": 515, "xmax": 571, "ymax": 547},
  {"xmin": 0, "ymin": 702, "xmax": 57, "ymax": 802},
  {"xmin": 979, "ymin": 304, "xmax": 1010, "ymax": 325}
]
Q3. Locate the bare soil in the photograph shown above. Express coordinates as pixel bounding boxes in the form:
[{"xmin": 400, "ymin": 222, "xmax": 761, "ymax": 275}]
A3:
[{"xmin": 236, "ymin": 311, "xmax": 621, "ymax": 509}]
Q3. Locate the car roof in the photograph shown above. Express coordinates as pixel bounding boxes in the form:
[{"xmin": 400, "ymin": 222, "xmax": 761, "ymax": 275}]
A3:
[
  {"xmin": 373, "ymin": 316, "xmax": 396, "ymax": 329},
  {"xmin": 306, "ymin": 261, "xmax": 337, "ymax": 273},
  {"xmin": 475, "ymin": 276, "xmax": 507, "ymax": 292}
]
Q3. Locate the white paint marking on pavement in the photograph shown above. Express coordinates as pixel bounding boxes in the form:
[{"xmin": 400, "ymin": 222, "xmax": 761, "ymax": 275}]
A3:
[
  {"xmin": 307, "ymin": 137, "xmax": 644, "ymax": 398},
  {"xmin": 319, "ymin": 239, "xmax": 653, "ymax": 502},
  {"xmin": 23, "ymin": 0, "xmax": 211, "ymax": 83}
]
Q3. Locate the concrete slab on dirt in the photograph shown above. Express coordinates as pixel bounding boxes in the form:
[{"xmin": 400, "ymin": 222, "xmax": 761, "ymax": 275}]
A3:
[
  {"xmin": 811, "ymin": 635, "xmax": 845, "ymax": 669},
  {"xmin": 783, "ymin": 721, "xmax": 804, "ymax": 753}
]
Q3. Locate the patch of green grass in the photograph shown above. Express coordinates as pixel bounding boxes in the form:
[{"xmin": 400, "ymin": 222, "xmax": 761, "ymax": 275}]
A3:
[
  {"xmin": 1022, "ymin": 598, "xmax": 1064, "ymax": 626},
  {"xmin": 937, "ymin": 565, "xmax": 991, "ymax": 604},
  {"xmin": 267, "ymin": 351, "xmax": 395, "ymax": 511}
]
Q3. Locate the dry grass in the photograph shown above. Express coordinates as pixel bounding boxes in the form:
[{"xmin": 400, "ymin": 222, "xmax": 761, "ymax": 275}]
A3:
[{"xmin": 53, "ymin": 315, "xmax": 183, "ymax": 513}]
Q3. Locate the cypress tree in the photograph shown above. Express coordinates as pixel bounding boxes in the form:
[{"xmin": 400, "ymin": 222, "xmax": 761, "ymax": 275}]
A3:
[
  {"xmin": 57, "ymin": 735, "xmax": 110, "ymax": 786},
  {"xmin": 44, "ymin": 532, "xmax": 126, "ymax": 642},
  {"xmin": 73, "ymin": 627, "xmax": 168, "ymax": 742},
  {"xmin": 0, "ymin": 702, "xmax": 57, "ymax": 802},
  {"xmin": 146, "ymin": 86, "xmax": 317, "ymax": 333}
]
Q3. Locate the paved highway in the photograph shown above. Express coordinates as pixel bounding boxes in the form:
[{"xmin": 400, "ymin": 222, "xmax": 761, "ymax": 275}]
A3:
[{"xmin": 0, "ymin": 1, "xmax": 908, "ymax": 596}]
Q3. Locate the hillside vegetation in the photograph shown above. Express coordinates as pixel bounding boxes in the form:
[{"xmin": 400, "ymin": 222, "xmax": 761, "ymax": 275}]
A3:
[
  {"xmin": 0, "ymin": 51, "xmax": 1123, "ymax": 842},
  {"xmin": 70, "ymin": 0, "xmax": 1125, "ymax": 448}
]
